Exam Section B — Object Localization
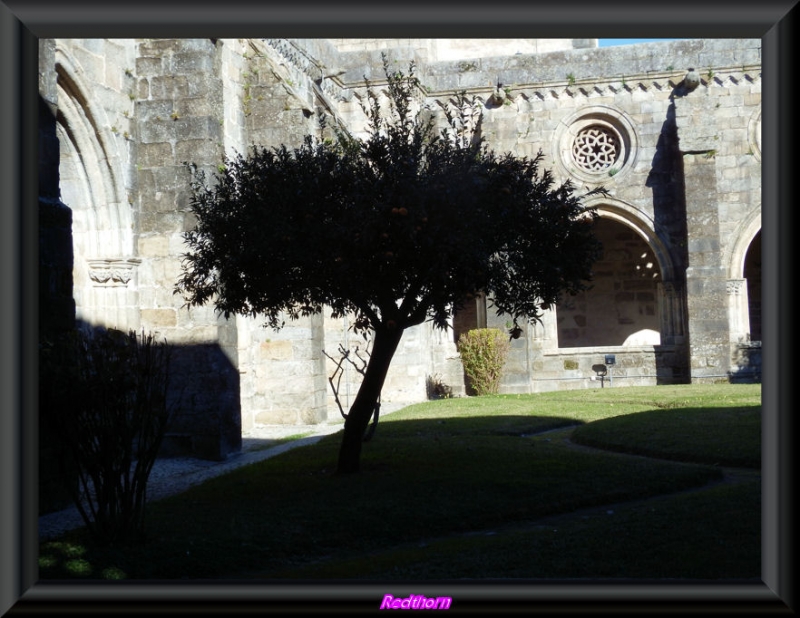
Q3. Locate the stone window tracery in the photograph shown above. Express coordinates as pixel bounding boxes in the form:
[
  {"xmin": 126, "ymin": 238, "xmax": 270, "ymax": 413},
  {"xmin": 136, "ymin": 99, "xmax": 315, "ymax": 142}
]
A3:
[
  {"xmin": 571, "ymin": 125, "xmax": 621, "ymax": 173},
  {"xmin": 553, "ymin": 105, "xmax": 638, "ymax": 185}
]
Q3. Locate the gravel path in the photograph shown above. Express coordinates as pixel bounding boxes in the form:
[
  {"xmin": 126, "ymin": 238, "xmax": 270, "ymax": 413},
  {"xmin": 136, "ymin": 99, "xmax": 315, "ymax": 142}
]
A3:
[
  {"xmin": 38, "ymin": 424, "xmax": 332, "ymax": 541},
  {"xmin": 39, "ymin": 403, "xmax": 409, "ymax": 541}
]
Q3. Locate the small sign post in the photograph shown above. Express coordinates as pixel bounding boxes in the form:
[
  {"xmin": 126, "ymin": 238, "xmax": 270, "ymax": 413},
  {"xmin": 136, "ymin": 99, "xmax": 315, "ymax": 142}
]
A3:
[
  {"xmin": 592, "ymin": 363, "xmax": 608, "ymax": 388},
  {"xmin": 604, "ymin": 355, "xmax": 616, "ymax": 386}
]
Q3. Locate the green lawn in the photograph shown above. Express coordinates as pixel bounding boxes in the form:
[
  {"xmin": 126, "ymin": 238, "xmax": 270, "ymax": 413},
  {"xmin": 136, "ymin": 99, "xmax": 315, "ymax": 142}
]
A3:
[{"xmin": 39, "ymin": 383, "xmax": 761, "ymax": 581}]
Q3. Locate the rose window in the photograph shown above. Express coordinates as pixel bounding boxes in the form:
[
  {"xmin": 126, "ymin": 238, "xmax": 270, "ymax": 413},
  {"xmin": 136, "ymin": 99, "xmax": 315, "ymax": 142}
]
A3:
[
  {"xmin": 571, "ymin": 125, "xmax": 620, "ymax": 173},
  {"xmin": 554, "ymin": 107, "xmax": 638, "ymax": 184}
]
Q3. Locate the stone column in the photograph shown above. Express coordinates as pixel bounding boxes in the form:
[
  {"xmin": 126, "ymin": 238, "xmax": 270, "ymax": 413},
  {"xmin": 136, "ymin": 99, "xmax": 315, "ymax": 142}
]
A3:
[
  {"xmin": 674, "ymin": 88, "xmax": 730, "ymax": 382},
  {"xmin": 135, "ymin": 38, "xmax": 240, "ymax": 459},
  {"xmin": 39, "ymin": 39, "xmax": 75, "ymax": 338},
  {"xmin": 657, "ymin": 282, "xmax": 685, "ymax": 346},
  {"xmin": 39, "ymin": 39, "xmax": 80, "ymax": 514},
  {"xmin": 726, "ymin": 278, "xmax": 751, "ymax": 343}
]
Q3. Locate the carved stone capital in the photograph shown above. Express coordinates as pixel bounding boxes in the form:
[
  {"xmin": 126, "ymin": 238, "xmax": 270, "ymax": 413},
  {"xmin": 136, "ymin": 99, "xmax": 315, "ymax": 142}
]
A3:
[
  {"xmin": 726, "ymin": 279, "xmax": 746, "ymax": 296},
  {"xmin": 87, "ymin": 258, "xmax": 142, "ymax": 287}
]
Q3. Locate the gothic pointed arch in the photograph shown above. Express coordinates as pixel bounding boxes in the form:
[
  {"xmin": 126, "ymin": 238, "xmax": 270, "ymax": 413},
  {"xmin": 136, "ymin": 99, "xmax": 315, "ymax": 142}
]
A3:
[
  {"xmin": 553, "ymin": 197, "xmax": 682, "ymax": 348},
  {"xmin": 583, "ymin": 196, "xmax": 675, "ymax": 281},
  {"xmin": 55, "ymin": 46, "xmax": 140, "ymax": 330},
  {"xmin": 726, "ymin": 209, "xmax": 761, "ymax": 343},
  {"xmin": 727, "ymin": 209, "xmax": 761, "ymax": 281}
]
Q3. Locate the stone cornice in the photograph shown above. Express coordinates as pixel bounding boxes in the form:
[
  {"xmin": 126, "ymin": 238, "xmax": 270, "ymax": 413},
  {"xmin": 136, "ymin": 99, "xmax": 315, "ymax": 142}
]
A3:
[{"xmin": 424, "ymin": 67, "xmax": 761, "ymax": 105}]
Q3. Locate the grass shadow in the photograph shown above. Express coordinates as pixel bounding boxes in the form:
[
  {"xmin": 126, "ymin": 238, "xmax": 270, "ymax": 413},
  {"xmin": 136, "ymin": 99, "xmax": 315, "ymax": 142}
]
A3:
[
  {"xmin": 40, "ymin": 412, "xmax": 729, "ymax": 580},
  {"xmin": 570, "ymin": 405, "xmax": 761, "ymax": 468}
]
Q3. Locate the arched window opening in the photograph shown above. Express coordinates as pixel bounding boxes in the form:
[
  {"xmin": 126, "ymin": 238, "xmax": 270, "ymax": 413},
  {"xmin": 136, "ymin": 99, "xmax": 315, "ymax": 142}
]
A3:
[
  {"xmin": 557, "ymin": 217, "xmax": 662, "ymax": 348},
  {"xmin": 744, "ymin": 230, "xmax": 761, "ymax": 342}
]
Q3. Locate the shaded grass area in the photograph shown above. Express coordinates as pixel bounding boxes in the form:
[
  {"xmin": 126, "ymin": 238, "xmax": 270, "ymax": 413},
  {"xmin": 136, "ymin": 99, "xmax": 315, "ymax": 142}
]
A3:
[
  {"xmin": 39, "ymin": 384, "xmax": 760, "ymax": 581},
  {"xmin": 570, "ymin": 406, "xmax": 760, "ymax": 468},
  {"xmin": 267, "ymin": 478, "xmax": 760, "ymax": 580}
]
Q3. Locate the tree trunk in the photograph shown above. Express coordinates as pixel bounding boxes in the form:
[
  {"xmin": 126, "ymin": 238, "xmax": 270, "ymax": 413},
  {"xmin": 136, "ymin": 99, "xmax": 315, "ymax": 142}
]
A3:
[{"xmin": 336, "ymin": 326, "xmax": 404, "ymax": 474}]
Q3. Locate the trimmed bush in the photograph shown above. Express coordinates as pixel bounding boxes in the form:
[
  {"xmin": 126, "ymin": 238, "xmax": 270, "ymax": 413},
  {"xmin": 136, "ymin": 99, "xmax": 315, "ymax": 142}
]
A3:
[{"xmin": 457, "ymin": 328, "xmax": 510, "ymax": 396}]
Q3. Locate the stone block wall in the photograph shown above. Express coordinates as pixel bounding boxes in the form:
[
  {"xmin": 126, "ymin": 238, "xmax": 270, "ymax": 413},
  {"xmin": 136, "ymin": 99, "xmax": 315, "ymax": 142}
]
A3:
[
  {"xmin": 730, "ymin": 343, "xmax": 762, "ymax": 382},
  {"xmin": 672, "ymin": 59, "xmax": 761, "ymax": 382},
  {"xmin": 238, "ymin": 313, "xmax": 327, "ymax": 428},
  {"xmin": 556, "ymin": 219, "xmax": 661, "ymax": 348},
  {"xmin": 226, "ymin": 39, "xmax": 329, "ymax": 430},
  {"xmin": 133, "ymin": 38, "xmax": 241, "ymax": 459},
  {"xmin": 39, "ymin": 47, "xmax": 75, "ymax": 337},
  {"xmin": 328, "ymin": 39, "xmax": 587, "ymax": 63},
  {"xmin": 382, "ymin": 323, "xmax": 440, "ymax": 404},
  {"xmin": 322, "ymin": 315, "xmax": 466, "ymax": 415},
  {"xmin": 39, "ymin": 40, "xmax": 78, "ymax": 514}
]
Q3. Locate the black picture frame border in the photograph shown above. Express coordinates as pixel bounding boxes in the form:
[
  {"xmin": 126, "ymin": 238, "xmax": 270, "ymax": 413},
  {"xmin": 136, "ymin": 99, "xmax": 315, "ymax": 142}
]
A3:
[{"xmin": 2, "ymin": 1, "xmax": 795, "ymax": 614}]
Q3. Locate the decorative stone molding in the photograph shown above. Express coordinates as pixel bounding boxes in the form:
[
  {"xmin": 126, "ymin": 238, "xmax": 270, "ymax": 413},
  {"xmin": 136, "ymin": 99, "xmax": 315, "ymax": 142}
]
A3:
[
  {"xmin": 486, "ymin": 86, "xmax": 507, "ymax": 107},
  {"xmin": 683, "ymin": 68, "xmax": 701, "ymax": 92},
  {"xmin": 427, "ymin": 69, "xmax": 759, "ymax": 105},
  {"xmin": 572, "ymin": 125, "xmax": 621, "ymax": 173},
  {"xmin": 748, "ymin": 109, "xmax": 761, "ymax": 162},
  {"xmin": 87, "ymin": 258, "xmax": 142, "ymax": 287},
  {"xmin": 263, "ymin": 38, "xmax": 346, "ymax": 105},
  {"xmin": 726, "ymin": 279, "xmax": 746, "ymax": 296}
]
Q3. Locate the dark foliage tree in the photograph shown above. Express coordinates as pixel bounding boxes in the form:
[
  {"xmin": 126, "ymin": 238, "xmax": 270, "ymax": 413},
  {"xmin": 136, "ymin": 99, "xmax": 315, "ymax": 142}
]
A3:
[{"xmin": 177, "ymin": 57, "xmax": 603, "ymax": 473}]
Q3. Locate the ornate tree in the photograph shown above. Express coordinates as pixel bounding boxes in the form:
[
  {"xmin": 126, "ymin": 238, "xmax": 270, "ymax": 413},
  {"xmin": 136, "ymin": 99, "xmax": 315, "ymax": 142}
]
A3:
[{"xmin": 176, "ymin": 57, "xmax": 603, "ymax": 473}]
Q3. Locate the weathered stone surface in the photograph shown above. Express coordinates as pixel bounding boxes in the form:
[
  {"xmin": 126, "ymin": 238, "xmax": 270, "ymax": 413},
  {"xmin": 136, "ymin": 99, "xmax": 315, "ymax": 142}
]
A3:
[{"xmin": 141, "ymin": 308, "xmax": 177, "ymax": 327}]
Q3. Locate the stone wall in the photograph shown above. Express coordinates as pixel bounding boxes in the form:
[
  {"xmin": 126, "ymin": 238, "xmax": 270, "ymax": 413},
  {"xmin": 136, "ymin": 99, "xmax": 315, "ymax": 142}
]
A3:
[
  {"xmin": 323, "ymin": 316, "xmax": 466, "ymax": 414},
  {"xmin": 225, "ymin": 39, "xmax": 329, "ymax": 430},
  {"xmin": 128, "ymin": 39, "xmax": 240, "ymax": 458},
  {"xmin": 672, "ymin": 60, "xmax": 761, "ymax": 383}
]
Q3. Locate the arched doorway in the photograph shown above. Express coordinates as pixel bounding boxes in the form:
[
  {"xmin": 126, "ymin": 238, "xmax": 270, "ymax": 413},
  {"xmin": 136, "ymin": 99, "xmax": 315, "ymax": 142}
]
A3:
[
  {"xmin": 55, "ymin": 54, "xmax": 140, "ymax": 332},
  {"xmin": 557, "ymin": 217, "xmax": 662, "ymax": 347},
  {"xmin": 744, "ymin": 230, "xmax": 761, "ymax": 342}
]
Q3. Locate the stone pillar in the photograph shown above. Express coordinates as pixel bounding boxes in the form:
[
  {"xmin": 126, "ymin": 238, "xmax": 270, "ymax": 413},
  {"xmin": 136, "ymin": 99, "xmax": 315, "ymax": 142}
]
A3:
[
  {"xmin": 135, "ymin": 38, "xmax": 240, "ymax": 459},
  {"xmin": 657, "ymin": 282, "xmax": 685, "ymax": 346},
  {"xmin": 39, "ymin": 39, "xmax": 75, "ymax": 338},
  {"xmin": 674, "ymin": 89, "xmax": 730, "ymax": 382},
  {"xmin": 726, "ymin": 278, "xmax": 751, "ymax": 343},
  {"xmin": 39, "ymin": 39, "xmax": 78, "ymax": 514},
  {"xmin": 229, "ymin": 40, "xmax": 331, "ymax": 427}
]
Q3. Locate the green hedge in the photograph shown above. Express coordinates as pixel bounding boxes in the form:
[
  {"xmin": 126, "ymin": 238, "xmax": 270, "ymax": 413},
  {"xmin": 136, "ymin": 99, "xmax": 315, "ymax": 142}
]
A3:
[{"xmin": 457, "ymin": 328, "xmax": 510, "ymax": 396}]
